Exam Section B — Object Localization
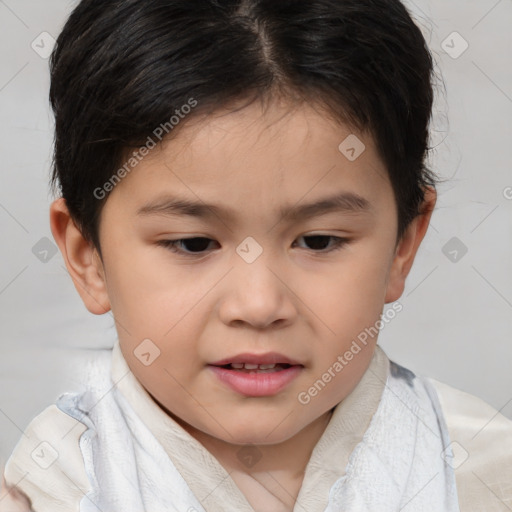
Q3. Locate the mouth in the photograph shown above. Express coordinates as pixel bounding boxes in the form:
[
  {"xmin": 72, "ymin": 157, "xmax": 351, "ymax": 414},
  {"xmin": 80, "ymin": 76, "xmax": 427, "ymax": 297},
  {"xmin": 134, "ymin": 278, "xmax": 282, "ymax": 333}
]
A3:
[
  {"xmin": 213, "ymin": 362, "xmax": 296, "ymax": 374},
  {"xmin": 208, "ymin": 362, "xmax": 304, "ymax": 396}
]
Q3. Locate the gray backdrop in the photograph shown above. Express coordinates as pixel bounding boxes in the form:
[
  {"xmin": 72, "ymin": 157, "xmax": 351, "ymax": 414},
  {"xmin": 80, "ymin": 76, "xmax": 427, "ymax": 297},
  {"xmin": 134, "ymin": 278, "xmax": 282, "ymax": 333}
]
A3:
[{"xmin": 1, "ymin": 0, "xmax": 511, "ymax": 462}]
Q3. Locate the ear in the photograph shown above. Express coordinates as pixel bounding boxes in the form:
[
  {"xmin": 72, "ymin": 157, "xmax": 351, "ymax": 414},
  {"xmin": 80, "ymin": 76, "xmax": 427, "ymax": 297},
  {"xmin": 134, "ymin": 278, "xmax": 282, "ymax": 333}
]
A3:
[
  {"xmin": 384, "ymin": 186, "xmax": 437, "ymax": 303},
  {"xmin": 49, "ymin": 198, "xmax": 111, "ymax": 315}
]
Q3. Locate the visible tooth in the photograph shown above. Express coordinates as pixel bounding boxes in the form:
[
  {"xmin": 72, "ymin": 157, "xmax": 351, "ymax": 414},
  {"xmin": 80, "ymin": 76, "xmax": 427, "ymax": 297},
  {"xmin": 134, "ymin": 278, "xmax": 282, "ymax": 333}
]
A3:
[
  {"xmin": 231, "ymin": 363, "xmax": 244, "ymax": 369},
  {"xmin": 244, "ymin": 363, "xmax": 259, "ymax": 370},
  {"xmin": 259, "ymin": 364, "xmax": 276, "ymax": 370}
]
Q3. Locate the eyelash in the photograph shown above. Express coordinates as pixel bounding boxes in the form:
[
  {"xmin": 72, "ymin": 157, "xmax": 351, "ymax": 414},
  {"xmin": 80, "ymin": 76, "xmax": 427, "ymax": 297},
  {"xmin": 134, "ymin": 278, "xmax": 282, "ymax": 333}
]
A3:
[{"xmin": 157, "ymin": 235, "xmax": 350, "ymax": 256}]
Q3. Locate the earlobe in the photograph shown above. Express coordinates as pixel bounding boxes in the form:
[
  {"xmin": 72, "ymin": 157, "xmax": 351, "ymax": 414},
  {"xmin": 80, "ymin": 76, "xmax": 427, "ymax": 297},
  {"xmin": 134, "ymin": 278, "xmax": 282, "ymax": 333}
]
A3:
[
  {"xmin": 49, "ymin": 198, "xmax": 111, "ymax": 315},
  {"xmin": 384, "ymin": 186, "xmax": 437, "ymax": 303}
]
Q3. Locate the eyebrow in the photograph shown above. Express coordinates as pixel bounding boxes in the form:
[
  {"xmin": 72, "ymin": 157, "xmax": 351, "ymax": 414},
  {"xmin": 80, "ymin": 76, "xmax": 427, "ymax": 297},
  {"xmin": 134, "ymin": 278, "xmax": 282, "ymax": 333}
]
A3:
[{"xmin": 137, "ymin": 191, "xmax": 374, "ymax": 223}]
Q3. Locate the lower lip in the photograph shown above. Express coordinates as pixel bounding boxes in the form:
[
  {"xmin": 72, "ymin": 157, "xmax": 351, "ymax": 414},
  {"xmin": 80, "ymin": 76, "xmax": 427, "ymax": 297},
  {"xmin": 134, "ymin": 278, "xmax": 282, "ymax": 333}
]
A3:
[{"xmin": 208, "ymin": 365, "xmax": 303, "ymax": 397}]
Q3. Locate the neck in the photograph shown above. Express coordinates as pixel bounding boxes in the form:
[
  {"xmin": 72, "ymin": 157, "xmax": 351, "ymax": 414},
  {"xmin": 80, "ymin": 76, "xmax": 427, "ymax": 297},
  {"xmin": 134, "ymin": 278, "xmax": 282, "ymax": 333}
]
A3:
[{"xmin": 165, "ymin": 405, "xmax": 334, "ymax": 480}]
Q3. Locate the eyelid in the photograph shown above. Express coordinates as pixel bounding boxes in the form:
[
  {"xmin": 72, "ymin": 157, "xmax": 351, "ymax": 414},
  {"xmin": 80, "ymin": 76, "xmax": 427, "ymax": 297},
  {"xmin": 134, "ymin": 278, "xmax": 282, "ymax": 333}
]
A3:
[
  {"xmin": 157, "ymin": 234, "xmax": 350, "ymax": 257},
  {"xmin": 156, "ymin": 237, "xmax": 218, "ymax": 257}
]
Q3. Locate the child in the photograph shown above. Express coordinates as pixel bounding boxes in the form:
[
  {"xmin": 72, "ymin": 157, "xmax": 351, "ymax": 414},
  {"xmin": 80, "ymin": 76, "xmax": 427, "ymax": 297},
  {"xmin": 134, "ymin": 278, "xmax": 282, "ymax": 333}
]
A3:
[{"xmin": 2, "ymin": 0, "xmax": 511, "ymax": 510}]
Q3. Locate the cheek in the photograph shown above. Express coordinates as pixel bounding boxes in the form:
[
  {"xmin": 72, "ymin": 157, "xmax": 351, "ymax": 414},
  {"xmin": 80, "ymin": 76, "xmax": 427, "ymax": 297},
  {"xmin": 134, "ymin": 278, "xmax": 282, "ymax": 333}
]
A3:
[
  {"xmin": 104, "ymin": 254, "xmax": 209, "ymax": 371},
  {"xmin": 103, "ymin": 244, "xmax": 210, "ymax": 333},
  {"xmin": 297, "ymin": 254, "xmax": 389, "ymax": 337}
]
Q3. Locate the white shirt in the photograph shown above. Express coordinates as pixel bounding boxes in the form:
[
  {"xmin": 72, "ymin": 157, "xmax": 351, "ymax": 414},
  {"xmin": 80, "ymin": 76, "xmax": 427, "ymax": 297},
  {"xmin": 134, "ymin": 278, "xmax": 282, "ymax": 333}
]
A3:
[{"xmin": 3, "ymin": 342, "xmax": 512, "ymax": 511}]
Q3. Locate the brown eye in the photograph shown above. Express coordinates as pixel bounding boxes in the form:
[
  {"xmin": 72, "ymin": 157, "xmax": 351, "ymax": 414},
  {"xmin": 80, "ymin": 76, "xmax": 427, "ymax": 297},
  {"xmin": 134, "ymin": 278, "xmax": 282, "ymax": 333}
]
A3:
[
  {"xmin": 158, "ymin": 237, "xmax": 217, "ymax": 254},
  {"xmin": 294, "ymin": 235, "xmax": 349, "ymax": 253}
]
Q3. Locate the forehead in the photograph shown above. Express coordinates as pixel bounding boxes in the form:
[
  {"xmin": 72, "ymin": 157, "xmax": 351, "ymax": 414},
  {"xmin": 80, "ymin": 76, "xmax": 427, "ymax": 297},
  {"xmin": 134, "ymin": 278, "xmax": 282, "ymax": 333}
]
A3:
[{"xmin": 108, "ymin": 99, "xmax": 393, "ymax": 221}]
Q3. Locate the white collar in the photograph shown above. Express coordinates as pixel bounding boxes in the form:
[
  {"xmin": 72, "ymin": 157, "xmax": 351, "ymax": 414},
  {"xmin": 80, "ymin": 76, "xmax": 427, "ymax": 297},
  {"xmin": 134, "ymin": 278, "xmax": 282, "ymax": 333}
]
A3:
[{"xmin": 111, "ymin": 340, "xmax": 389, "ymax": 511}]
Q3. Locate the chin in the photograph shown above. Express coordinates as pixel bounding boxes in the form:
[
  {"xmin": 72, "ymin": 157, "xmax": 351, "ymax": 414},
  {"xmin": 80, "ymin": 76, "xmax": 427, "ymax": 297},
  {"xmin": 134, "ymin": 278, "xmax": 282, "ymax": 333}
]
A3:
[
  {"xmin": 222, "ymin": 421, "xmax": 300, "ymax": 446},
  {"xmin": 231, "ymin": 433, "xmax": 289, "ymax": 447}
]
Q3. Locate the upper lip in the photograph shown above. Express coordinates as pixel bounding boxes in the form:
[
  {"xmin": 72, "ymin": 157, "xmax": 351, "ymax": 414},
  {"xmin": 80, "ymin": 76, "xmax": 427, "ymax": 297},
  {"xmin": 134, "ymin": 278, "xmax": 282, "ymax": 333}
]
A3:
[{"xmin": 209, "ymin": 352, "xmax": 303, "ymax": 366}]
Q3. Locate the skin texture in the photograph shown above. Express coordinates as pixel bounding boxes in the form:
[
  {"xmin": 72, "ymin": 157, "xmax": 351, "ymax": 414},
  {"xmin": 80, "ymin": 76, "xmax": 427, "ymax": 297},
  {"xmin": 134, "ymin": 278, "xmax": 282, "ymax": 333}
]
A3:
[
  {"xmin": 0, "ymin": 473, "xmax": 32, "ymax": 512},
  {"xmin": 49, "ymin": 97, "xmax": 436, "ymax": 509}
]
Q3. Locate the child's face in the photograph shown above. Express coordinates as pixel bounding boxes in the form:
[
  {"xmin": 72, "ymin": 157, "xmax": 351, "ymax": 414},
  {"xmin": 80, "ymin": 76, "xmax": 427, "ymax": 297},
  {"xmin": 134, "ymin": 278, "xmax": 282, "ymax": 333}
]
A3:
[{"xmin": 59, "ymin": 98, "xmax": 433, "ymax": 446}]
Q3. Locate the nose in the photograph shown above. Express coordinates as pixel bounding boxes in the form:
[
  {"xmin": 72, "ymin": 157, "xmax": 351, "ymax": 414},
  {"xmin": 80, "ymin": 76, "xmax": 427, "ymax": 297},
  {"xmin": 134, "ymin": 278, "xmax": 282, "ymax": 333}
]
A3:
[{"xmin": 218, "ymin": 250, "xmax": 297, "ymax": 330}]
